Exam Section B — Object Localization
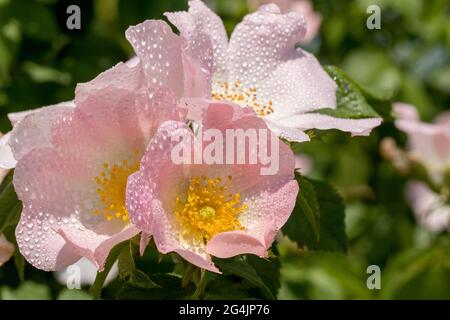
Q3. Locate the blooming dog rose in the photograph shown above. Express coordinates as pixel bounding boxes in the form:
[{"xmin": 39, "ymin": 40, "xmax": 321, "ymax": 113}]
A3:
[
  {"xmin": 406, "ymin": 181, "xmax": 450, "ymax": 232},
  {"xmin": 395, "ymin": 103, "xmax": 450, "ymax": 232},
  {"xmin": 8, "ymin": 18, "xmax": 214, "ymax": 271},
  {"xmin": 13, "ymin": 85, "xmax": 184, "ymax": 271},
  {"xmin": 166, "ymin": 0, "xmax": 381, "ymax": 142},
  {"xmin": 126, "ymin": 102, "xmax": 298, "ymax": 272}
]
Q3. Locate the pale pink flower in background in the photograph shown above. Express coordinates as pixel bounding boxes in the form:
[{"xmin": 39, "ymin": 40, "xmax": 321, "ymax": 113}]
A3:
[
  {"xmin": 394, "ymin": 103, "xmax": 450, "ymax": 184},
  {"xmin": 126, "ymin": 102, "xmax": 298, "ymax": 272},
  {"xmin": 406, "ymin": 181, "xmax": 450, "ymax": 233},
  {"xmin": 294, "ymin": 154, "xmax": 312, "ymax": 174},
  {"xmin": 8, "ymin": 19, "xmax": 210, "ymax": 271},
  {"xmin": 0, "ymin": 132, "xmax": 10, "ymax": 181},
  {"xmin": 248, "ymin": 0, "xmax": 322, "ymax": 43},
  {"xmin": 0, "ymin": 135, "xmax": 14, "ymax": 268},
  {"xmin": 394, "ymin": 103, "xmax": 450, "ymax": 232},
  {"xmin": 0, "ymin": 234, "xmax": 14, "ymax": 267},
  {"xmin": 166, "ymin": 0, "xmax": 381, "ymax": 143}
]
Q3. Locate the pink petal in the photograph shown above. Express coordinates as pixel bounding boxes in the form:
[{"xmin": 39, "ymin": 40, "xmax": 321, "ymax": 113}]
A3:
[
  {"xmin": 187, "ymin": 101, "xmax": 296, "ymax": 192},
  {"xmin": 8, "ymin": 101, "xmax": 75, "ymax": 126},
  {"xmin": 396, "ymin": 113, "xmax": 450, "ymax": 176},
  {"xmin": 206, "ymin": 231, "xmax": 267, "ymax": 258},
  {"xmin": 290, "ymin": 0, "xmax": 322, "ymax": 43},
  {"xmin": 226, "ymin": 5, "xmax": 336, "ymax": 119},
  {"xmin": 14, "ymin": 144, "xmax": 140, "ymax": 271},
  {"xmin": 0, "ymin": 102, "xmax": 75, "ymax": 170},
  {"xmin": 15, "ymin": 207, "xmax": 80, "ymax": 271},
  {"xmin": 228, "ymin": 4, "xmax": 304, "ymax": 83},
  {"xmin": 57, "ymin": 225, "xmax": 140, "ymax": 271},
  {"xmin": 139, "ymin": 232, "xmax": 152, "ymax": 256},
  {"xmin": 207, "ymin": 179, "xmax": 298, "ymax": 258},
  {"xmin": 14, "ymin": 148, "xmax": 90, "ymax": 271},
  {"xmin": 165, "ymin": 0, "xmax": 229, "ymax": 78},
  {"xmin": 393, "ymin": 102, "xmax": 419, "ymax": 121},
  {"xmin": 406, "ymin": 181, "xmax": 450, "ymax": 232},
  {"xmin": 247, "ymin": 0, "xmax": 321, "ymax": 43},
  {"xmin": 126, "ymin": 121, "xmax": 191, "ymax": 233},
  {"xmin": 180, "ymin": 32, "xmax": 214, "ymax": 98},
  {"xmin": 273, "ymin": 113, "xmax": 382, "ymax": 136},
  {"xmin": 258, "ymin": 49, "xmax": 337, "ymax": 118},
  {"xmin": 436, "ymin": 111, "xmax": 450, "ymax": 126},
  {"xmin": 75, "ymin": 61, "xmax": 143, "ymax": 106},
  {"xmin": 125, "ymin": 20, "xmax": 184, "ymax": 97},
  {"xmin": 10, "ymin": 105, "xmax": 74, "ymax": 163},
  {"xmin": 294, "ymin": 153, "xmax": 312, "ymax": 174},
  {"xmin": 265, "ymin": 120, "xmax": 311, "ymax": 143},
  {"xmin": 0, "ymin": 132, "xmax": 16, "ymax": 169}
]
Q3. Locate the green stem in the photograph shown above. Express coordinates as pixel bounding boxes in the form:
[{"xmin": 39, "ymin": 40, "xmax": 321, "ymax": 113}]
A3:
[
  {"xmin": 181, "ymin": 263, "xmax": 196, "ymax": 288},
  {"xmin": 192, "ymin": 269, "xmax": 207, "ymax": 300}
]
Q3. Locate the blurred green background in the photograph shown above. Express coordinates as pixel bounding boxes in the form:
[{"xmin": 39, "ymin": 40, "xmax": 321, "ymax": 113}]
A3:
[{"xmin": 0, "ymin": 0, "xmax": 449, "ymax": 299}]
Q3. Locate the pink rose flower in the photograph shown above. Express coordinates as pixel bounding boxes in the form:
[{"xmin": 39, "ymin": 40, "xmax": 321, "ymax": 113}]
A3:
[
  {"xmin": 166, "ymin": 0, "xmax": 381, "ymax": 143},
  {"xmin": 406, "ymin": 181, "xmax": 450, "ymax": 233},
  {"xmin": 248, "ymin": 0, "xmax": 322, "ymax": 43},
  {"xmin": 8, "ymin": 19, "xmax": 211, "ymax": 271},
  {"xmin": 294, "ymin": 154, "xmax": 312, "ymax": 174},
  {"xmin": 395, "ymin": 103, "xmax": 450, "ymax": 184},
  {"xmin": 126, "ymin": 102, "xmax": 298, "ymax": 273},
  {"xmin": 394, "ymin": 103, "xmax": 450, "ymax": 232}
]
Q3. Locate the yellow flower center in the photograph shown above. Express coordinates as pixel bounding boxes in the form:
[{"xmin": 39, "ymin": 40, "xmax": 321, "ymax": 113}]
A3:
[
  {"xmin": 174, "ymin": 176, "xmax": 247, "ymax": 243},
  {"xmin": 93, "ymin": 158, "xmax": 140, "ymax": 222},
  {"xmin": 211, "ymin": 80, "xmax": 274, "ymax": 117}
]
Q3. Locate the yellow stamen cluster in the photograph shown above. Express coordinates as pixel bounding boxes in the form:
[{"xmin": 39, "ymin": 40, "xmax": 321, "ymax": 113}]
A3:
[
  {"xmin": 174, "ymin": 176, "xmax": 247, "ymax": 243},
  {"xmin": 212, "ymin": 80, "xmax": 274, "ymax": 117},
  {"xmin": 93, "ymin": 159, "xmax": 140, "ymax": 222}
]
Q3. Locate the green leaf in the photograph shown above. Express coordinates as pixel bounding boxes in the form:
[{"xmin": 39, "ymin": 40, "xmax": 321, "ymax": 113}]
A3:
[
  {"xmin": 204, "ymin": 278, "xmax": 254, "ymax": 300},
  {"xmin": 284, "ymin": 174, "xmax": 347, "ymax": 253},
  {"xmin": 117, "ymin": 239, "xmax": 159, "ymax": 289},
  {"xmin": 13, "ymin": 249, "xmax": 25, "ymax": 281},
  {"xmin": 246, "ymin": 253, "xmax": 281, "ymax": 298},
  {"xmin": 118, "ymin": 241, "xmax": 136, "ymax": 279},
  {"xmin": 292, "ymin": 174, "xmax": 320, "ymax": 241},
  {"xmin": 129, "ymin": 269, "xmax": 159, "ymax": 289},
  {"xmin": 117, "ymin": 274, "xmax": 195, "ymax": 300},
  {"xmin": 90, "ymin": 241, "xmax": 128, "ymax": 300},
  {"xmin": 0, "ymin": 171, "xmax": 22, "ymax": 232},
  {"xmin": 313, "ymin": 66, "xmax": 391, "ymax": 120},
  {"xmin": 213, "ymin": 255, "xmax": 280, "ymax": 299}
]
